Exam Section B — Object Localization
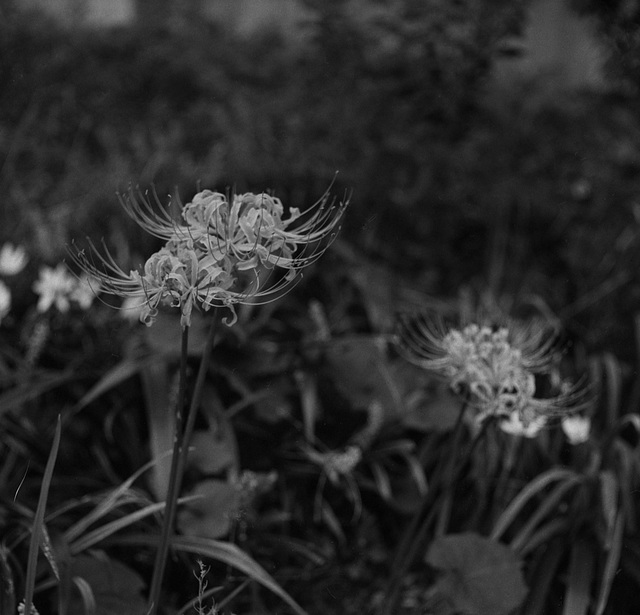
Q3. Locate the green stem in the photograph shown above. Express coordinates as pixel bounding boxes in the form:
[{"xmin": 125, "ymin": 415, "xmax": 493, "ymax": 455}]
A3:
[
  {"xmin": 175, "ymin": 313, "xmax": 220, "ymax": 486},
  {"xmin": 147, "ymin": 325, "xmax": 190, "ymax": 615},
  {"xmin": 434, "ymin": 403, "xmax": 468, "ymax": 537},
  {"xmin": 146, "ymin": 313, "xmax": 220, "ymax": 614}
]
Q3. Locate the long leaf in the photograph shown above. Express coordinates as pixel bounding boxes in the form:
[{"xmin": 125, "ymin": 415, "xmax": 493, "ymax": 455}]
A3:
[
  {"xmin": 140, "ymin": 358, "xmax": 174, "ymax": 501},
  {"xmin": 594, "ymin": 510, "xmax": 625, "ymax": 615},
  {"xmin": 64, "ymin": 452, "xmax": 172, "ymax": 543},
  {"xmin": 68, "ymin": 495, "xmax": 199, "ymax": 554},
  {"xmin": 117, "ymin": 533, "xmax": 308, "ymax": 615},
  {"xmin": 563, "ymin": 540, "xmax": 594, "ymax": 615},
  {"xmin": 23, "ymin": 415, "xmax": 62, "ymax": 615},
  {"xmin": 511, "ymin": 476, "xmax": 583, "ymax": 553},
  {"xmin": 74, "ymin": 356, "xmax": 156, "ymax": 412},
  {"xmin": 491, "ymin": 469, "xmax": 577, "ymax": 541},
  {"xmin": 0, "ymin": 372, "xmax": 74, "ymax": 416},
  {"xmin": 518, "ymin": 518, "xmax": 569, "ymax": 557},
  {"xmin": 602, "ymin": 352, "xmax": 622, "ymax": 427},
  {"xmin": 521, "ymin": 537, "xmax": 566, "ymax": 615}
]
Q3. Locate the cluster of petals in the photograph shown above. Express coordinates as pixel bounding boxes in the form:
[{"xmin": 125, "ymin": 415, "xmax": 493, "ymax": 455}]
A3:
[
  {"xmin": 33, "ymin": 264, "xmax": 101, "ymax": 314},
  {"xmin": 71, "ymin": 186, "xmax": 346, "ymax": 327},
  {"xmin": 400, "ymin": 315, "xmax": 589, "ymax": 436},
  {"xmin": 0, "ymin": 243, "xmax": 29, "ymax": 325}
]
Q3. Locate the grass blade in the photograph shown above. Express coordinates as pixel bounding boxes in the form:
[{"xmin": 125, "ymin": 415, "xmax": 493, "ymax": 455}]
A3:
[
  {"xmin": 23, "ymin": 415, "xmax": 62, "ymax": 615},
  {"xmin": 0, "ymin": 372, "xmax": 73, "ymax": 417},
  {"xmin": 68, "ymin": 495, "xmax": 198, "ymax": 554},
  {"xmin": 594, "ymin": 510, "xmax": 625, "ymax": 615},
  {"xmin": 521, "ymin": 537, "xmax": 565, "ymax": 615},
  {"xmin": 0, "ymin": 545, "xmax": 16, "ymax": 615},
  {"xmin": 491, "ymin": 468, "xmax": 577, "ymax": 541},
  {"xmin": 73, "ymin": 356, "xmax": 155, "ymax": 412},
  {"xmin": 64, "ymin": 452, "xmax": 172, "ymax": 544},
  {"xmin": 563, "ymin": 540, "xmax": 594, "ymax": 615},
  {"xmin": 117, "ymin": 533, "xmax": 308, "ymax": 615},
  {"xmin": 510, "ymin": 476, "xmax": 583, "ymax": 553}
]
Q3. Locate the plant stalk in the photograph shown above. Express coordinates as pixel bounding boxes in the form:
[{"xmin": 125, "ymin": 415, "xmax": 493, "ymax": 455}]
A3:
[
  {"xmin": 147, "ymin": 325, "xmax": 190, "ymax": 614},
  {"xmin": 147, "ymin": 313, "xmax": 220, "ymax": 614}
]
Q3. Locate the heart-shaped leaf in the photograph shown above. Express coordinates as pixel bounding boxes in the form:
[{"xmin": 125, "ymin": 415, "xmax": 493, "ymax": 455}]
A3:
[{"xmin": 426, "ymin": 532, "xmax": 528, "ymax": 615}]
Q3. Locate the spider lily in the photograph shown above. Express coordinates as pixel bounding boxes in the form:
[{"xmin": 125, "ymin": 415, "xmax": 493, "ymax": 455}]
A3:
[
  {"xmin": 398, "ymin": 314, "xmax": 591, "ymax": 430},
  {"xmin": 70, "ymin": 185, "xmax": 347, "ymax": 327}
]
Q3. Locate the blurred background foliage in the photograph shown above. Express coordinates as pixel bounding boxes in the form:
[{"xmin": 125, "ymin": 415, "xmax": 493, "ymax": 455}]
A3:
[
  {"xmin": 4, "ymin": 1, "xmax": 640, "ymax": 612},
  {"xmin": 2, "ymin": 0, "xmax": 640, "ymax": 352}
]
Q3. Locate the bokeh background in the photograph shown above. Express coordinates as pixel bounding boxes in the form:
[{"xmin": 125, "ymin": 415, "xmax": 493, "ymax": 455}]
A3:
[
  {"xmin": 4, "ymin": 2, "xmax": 640, "ymax": 614},
  {"xmin": 3, "ymin": 0, "xmax": 640, "ymax": 359}
]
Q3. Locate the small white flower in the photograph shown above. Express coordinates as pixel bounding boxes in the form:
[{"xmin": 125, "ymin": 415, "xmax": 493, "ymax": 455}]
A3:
[
  {"xmin": 0, "ymin": 243, "xmax": 28, "ymax": 276},
  {"xmin": 18, "ymin": 600, "xmax": 41, "ymax": 615},
  {"xmin": 70, "ymin": 274, "xmax": 102, "ymax": 310},
  {"xmin": 120, "ymin": 295, "xmax": 147, "ymax": 322},
  {"xmin": 0, "ymin": 280, "xmax": 11, "ymax": 323},
  {"xmin": 562, "ymin": 414, "xmax": 591, "ymax": 445},
  {"xmin": 33, "ymin": 264, "xmax": 76, "ymax": 313},
  {"xmin": 499, "ymin": 410, "xmax": 547, "ymax": 438}
]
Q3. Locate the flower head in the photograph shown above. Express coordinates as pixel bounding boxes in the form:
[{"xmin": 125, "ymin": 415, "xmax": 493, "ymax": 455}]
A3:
[
  {"xmin": 399, "ymin": 313, "xmax": 589, "ymax": 429},
  {"xmin": 70, "ymin": 185, "xmax": 347, "ymax": 327},
  {"xmin": 33, "ymin": 264, "xmax": 76, "ymax": 313},
  {"xmin": 561, "ymin": 414, "xmax": 591, "ymax": 445},
  {"xmin": 33, "ymin": 264, "xmax": 101, "ymax": 314},
  {"xmin": 0, "ymin": 243, "xmax": 28, "ymax": 276},
  {"xmin": 70, "ymin": 274, "xmax": 102, "ymax": 310},
  {"xmin": 499, "ymin": 410, "xmax": 547, "ymax": 438}
]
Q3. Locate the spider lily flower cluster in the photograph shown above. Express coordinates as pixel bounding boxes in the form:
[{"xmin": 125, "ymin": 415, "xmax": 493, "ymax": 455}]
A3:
[
  {"xmin": 70, "ymin": 187, "xmax": 347, "ymax": 327},
  {"xmin": 399, "ymin": 316, "xmax": 590, "ymax": 437}
]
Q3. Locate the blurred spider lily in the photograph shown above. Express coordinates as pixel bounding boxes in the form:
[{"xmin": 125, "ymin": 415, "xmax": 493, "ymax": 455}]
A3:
[
  {"xmin": 0, "ymin": 242, "xmax": 28, "ymax": 276},
  {"xmin": 561, "ymin": 413, "xmax": 591, "ymax": 444},
  {"xmin": 32, "ymin": 264, "xmax": 101, "ymax": 314},
  {"xmin": 70, "ymin": 186, "xmax": 347, "ymax": 327},
  {"xmin": 399, "ymin": 315, "xmax": 591, "ymax": 432}
]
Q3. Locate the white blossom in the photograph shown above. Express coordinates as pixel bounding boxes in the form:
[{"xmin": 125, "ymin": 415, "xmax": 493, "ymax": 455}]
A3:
[
  {"xmin": 0, "ymin": 243, "xmax": 28, "ymax": 276},
  {"xmin": 561, "ymin": 414, "xmax": 591, "ymax": 445},
  {"xmin": 33, "ymin": 264, "xmax": 76, "ymax": 313}
]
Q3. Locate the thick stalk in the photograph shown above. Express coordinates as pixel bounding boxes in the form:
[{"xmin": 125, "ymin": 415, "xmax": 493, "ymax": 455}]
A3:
[
  {"xmin": 174, "ymin": 313, "xmax": 220, "ymax": 508},
  {"xmin": 433, "ymin": 404, "xmax": 468, "ymax": 536},
  {"xmin": 147, "ymin": 325, "xmax": 190, "ymax": 614},
  {"xmin": 147, "ymin": 314, "xmax": 220, "ymax": 614}
]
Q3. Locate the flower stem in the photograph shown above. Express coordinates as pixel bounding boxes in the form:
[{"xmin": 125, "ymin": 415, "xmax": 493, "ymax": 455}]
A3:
[
  {"xmin": 146, "ymin": 313, "xmax": 220, "ymax": 614},
  {"xmin": 147, "ymin": 324, "xmax": 190, "ymax": 614},
  {"xmin": 434, "ymin": 403, "xmax": 468, "ymax": 537}
]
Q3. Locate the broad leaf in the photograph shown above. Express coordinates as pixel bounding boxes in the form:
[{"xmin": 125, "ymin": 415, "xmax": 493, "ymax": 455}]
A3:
[{"xmin": 426, "ymin": 532, "xmax": 528, "ymax": 615}]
